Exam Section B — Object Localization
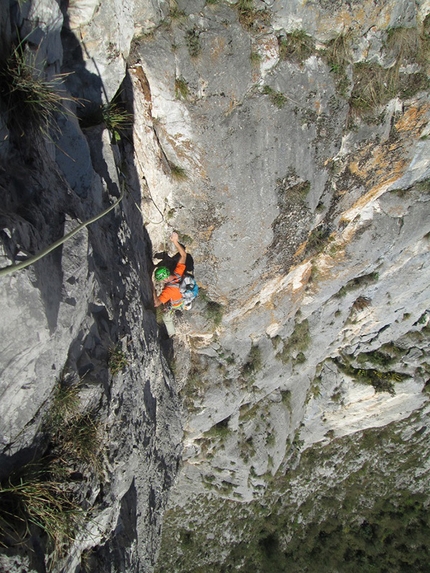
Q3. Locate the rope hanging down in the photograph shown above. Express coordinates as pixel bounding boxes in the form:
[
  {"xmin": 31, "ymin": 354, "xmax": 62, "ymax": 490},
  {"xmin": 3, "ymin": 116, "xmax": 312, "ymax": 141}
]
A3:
[{"xmin": 0, "ymin": 187, "xmax": 124, "ymax": 278}]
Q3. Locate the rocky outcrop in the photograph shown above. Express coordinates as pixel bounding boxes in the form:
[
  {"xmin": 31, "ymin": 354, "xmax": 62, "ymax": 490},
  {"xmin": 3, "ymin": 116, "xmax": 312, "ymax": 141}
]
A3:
[
  {"xmin": 0, "ymin": 1, "xmax": 181, "ymax": 572},
  {"xmin": 124, "ymin": 0, "xmax": 430, "ymax": 569},
  {"xmin": 1, "ymin": 0, "xmax": 430, "ymax": 571}
]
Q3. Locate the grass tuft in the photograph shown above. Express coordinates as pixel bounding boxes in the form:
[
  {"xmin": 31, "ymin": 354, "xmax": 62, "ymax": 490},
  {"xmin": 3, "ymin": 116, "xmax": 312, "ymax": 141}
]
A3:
[
  {"xmin": 262, "ymin": 85, "xmax": 287, "ymax": 108},
  {"xmin": 349, "ymin": 30, "xmax": 430, "ymax": 116},
  {"xmin": 0, "ymin": 470, "xmax": 84, "ymax": 559},
  {"xmin": 46, "ymin": 381, "xmax": 102, "ymax": 469},
  {"xmin": 0, "ymin": 40, "xmax": 77, "ymax": 137},
  {"xmin": 169, "ymin": 162, "xmax": 188, "ymax": 181},
  {"xmin": 0, "ymin": 379, "xmax": 102, "ymax": 565},
  {"xmin": 323, "ymin": 30, "xmax": 353, "ymax": 97},
  {"xmin": 352, "ymin": 296, "xmax": 371, "ymax": 312},
  {"xmin": 205, "ymin": 300, "xmax": 224, "ymax": 327},
  {"xmin": 185, "ymin": 28, "xmax": 201, "ymax": 57},
  {"xmin": 175, "ymin": 77, "xmax": 189, "ymax": 99},
  {"xmin": 108, "ymin": 345, "xmax": 128, "ymax": 375},
  {"xmin": 102, "ymin": 102, "xmax": 133, "ymax": 142},
  {"xmin": 278, "ymin": 30, "xmax": 315, "ymax": 64},
  {"xmin": 237, "ymin": 0, "xmax": 271, "ymax": 31},
  {"xmin": 385, "ymin": 26, "xmax": 420, "ymax": 64}
]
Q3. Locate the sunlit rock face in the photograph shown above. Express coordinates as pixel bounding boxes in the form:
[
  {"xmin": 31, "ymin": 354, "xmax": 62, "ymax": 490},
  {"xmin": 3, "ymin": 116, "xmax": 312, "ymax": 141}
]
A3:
[
  {"xmin": 1, "ymin": 0, "xmax": 430, "ymax": 571},
  {"xmin": 126, "ymin": 0, "xmax": 430, "ymax": 569}
]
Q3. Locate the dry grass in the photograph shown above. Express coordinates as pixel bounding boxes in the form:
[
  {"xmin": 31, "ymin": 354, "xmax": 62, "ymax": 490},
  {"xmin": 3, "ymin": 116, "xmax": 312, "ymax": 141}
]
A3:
[
  {"xmin": 0, "ymin": 471, "xmax": 84, "ymax": 556},
  {"xmin": 323, "ymin": 30, "xmax": 353, "ymax": 96},
  {"xmin": 0, "ymin": 40, "xmax": 77, "ymax": 137},
  {"xmin": 278, "ymin": 30, "xmax": 315, "ymax": 64},
  {"xmin": 0, "ymin": 380, "xmax": 103, "ymax": 565},
  {"xmin": 237, "ymin": 0, "xmax": 271, "ymax": 31},
  {"xmin": 385, "ymin": 26, "xmax": 420, "ymax": 64}
]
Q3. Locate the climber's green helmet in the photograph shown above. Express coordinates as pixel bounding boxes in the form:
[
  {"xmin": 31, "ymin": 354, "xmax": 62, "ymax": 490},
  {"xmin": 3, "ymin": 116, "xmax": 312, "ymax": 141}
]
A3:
[{"xmin": 155, "ymin": 266, "xmax": 170, "ymax": 281}]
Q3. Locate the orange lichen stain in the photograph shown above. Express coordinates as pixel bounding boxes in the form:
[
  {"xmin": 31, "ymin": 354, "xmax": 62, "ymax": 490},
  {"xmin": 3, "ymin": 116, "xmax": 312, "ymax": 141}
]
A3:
[
  {"xmin": 349, "ymin": 175, "xmax": 402, "ymax": 213},
  {"xmin": 347, "ymin": 103, "xmax": 427, "ymax": 191},
  {"xmin": 332, "ymin": 12, "xmax": 353, "ymax": 29},
  {"xmin": 395, "ymin": 104, "xmax": 430, "ymax": 133},
  {"xmin": 131, "ymin": 67, "xmax": 152, "ymax": 103},
  {"xmin": 348, "ymin": 159, "xmax": 368, "ymax": 180},
  {"xmin": 293, "ymin": 241, "xmax": 307, "ymax": 261},
  {"xmin": 368, "ymin": 148, "xmax": 407, "ymax": 181}
]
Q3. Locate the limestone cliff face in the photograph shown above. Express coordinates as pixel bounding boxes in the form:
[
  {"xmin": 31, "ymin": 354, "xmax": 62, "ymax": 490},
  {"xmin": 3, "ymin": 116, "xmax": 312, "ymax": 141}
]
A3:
[
  {"xmin": 1, "ymin": 0, "xmax": 430, "ymax": 571},
  {"xmin": 0, "ymin": 1, "xmax": 180, "ymax": 571},
  {"xmin": 125, "ymin": 0, "xmax": 430, "ymax": 569}
]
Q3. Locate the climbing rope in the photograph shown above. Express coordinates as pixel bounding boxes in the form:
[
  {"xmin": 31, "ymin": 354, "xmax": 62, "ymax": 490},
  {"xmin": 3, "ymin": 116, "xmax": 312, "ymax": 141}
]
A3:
[
  {"xmin": 132, "ymin": 148, "xmax": 166, "ymax": 226},
  {"xmin": 0, "ymin": 186, "xmax": 124, "ymax": 278}
]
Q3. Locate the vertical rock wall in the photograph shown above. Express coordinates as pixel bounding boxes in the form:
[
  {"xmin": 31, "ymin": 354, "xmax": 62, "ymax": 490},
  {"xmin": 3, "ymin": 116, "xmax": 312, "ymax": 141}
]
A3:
[
  {"xmin": 1, "ymin": 0, "xmax": 430, "ymax": 570},
  {"xmin": 124, "ymin": 0, "xmax": 430, "ymax": 569},
  {"xmin": 0, "ymin": 0, "xmax": 181, "ymax": 571}
]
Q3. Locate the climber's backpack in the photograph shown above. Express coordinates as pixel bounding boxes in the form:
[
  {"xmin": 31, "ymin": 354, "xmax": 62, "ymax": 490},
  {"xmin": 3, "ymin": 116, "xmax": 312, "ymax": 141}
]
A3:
[
  {"xmin": 179, "ymin": 274, "xmax": 199, "ymax": 310},
  {"xmin": 166, "ymin": 269, "xmax": 199, "ymax": 311}
]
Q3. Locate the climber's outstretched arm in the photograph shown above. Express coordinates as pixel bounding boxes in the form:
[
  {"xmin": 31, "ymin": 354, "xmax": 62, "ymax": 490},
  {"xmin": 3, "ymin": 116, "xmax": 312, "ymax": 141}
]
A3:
[{"xmin": 171, "ymin": 232, "xmax": 186, "ymax": 264}]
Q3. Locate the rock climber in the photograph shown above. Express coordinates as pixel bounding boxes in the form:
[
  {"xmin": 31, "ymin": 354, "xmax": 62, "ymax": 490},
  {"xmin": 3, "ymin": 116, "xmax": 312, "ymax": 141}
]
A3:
[{"xmin": 153, "ymin": 231, "xmax": 187, "ymax": 337}]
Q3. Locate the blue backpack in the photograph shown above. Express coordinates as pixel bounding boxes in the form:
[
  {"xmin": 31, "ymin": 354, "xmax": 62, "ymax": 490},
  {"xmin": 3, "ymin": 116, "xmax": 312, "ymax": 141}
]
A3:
[{"xmin": 179, "ymin": 275, "xmax": 199, "ymax": 310}]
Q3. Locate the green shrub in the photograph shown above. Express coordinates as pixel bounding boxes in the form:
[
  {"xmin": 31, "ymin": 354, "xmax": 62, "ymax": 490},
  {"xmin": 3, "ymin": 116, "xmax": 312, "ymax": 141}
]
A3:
[
  {"xmin": 335, "ymin": 272, "xmax": 379, "ymax": 298},
  {"xmin": 205, "ymin": 300, "xmax": 224, "ymax": 327},
  {"xmin": 277, "ymin": 177, "xmax": 310, "ymax": 204},
  {"xmin": 206, "ymin": 417, "xmax": 231, "ymax": 440},
  {"xmin": 276, "ymin": 319, "xmax": 310, "ymax": 363},
  {"xmin": 305, "ymin": 225, "xmax": 331, "ymax": 256},
  {"xmin": 335, "ymin": 357, "xmax": 405, "ymax": 395},
  {"xmin": 262, "ymin": 85, "xmax": 287, "ymax": 108},
  {"xmin": 170, "ymin": 3, "xmax": 186, "ymax": 19},
  {"xmin": 250, "ymin": 51, "xmax": 262, "ymax": 64},
  {"xmin": 281, "ymin": 389, "xmax": 292, "ymax": 411},
  {"xmin": 185, "ymin": 28, "xmax": 201, "ymax": 57},
  {"xmin": 175, "ymin": 76, "xmax": 189, "ymax": 99},
  {"xmin": 241, "ymin": 344, "xmax": 263, "ymax": 378}
]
